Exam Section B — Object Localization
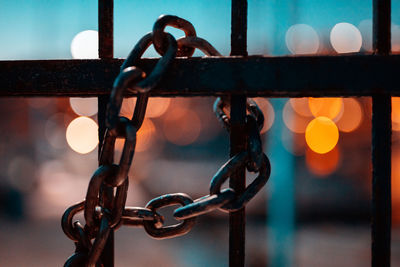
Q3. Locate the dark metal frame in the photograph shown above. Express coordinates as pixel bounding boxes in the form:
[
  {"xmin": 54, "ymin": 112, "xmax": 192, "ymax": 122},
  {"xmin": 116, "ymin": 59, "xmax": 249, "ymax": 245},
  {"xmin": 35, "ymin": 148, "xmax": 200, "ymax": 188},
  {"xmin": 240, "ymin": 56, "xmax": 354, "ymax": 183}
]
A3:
[{"xmin": 0, "ymin": 0, "xmax": 393, "ymax": 266}]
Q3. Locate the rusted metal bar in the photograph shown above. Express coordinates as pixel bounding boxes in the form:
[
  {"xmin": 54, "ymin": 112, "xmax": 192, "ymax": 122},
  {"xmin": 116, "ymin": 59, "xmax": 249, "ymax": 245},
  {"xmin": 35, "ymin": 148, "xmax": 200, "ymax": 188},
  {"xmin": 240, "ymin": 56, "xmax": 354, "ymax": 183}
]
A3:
[
  {"xmin": 2, "ymin": 55, "xmax": 400, "ymax": 97},
  {"xmin": 229, "ymin": 96, "xmax": 247, "ymax": 267},
  {"xmin": 372, "ymin": 0, "xmax": 391, "ymax": 266},
  {"xmin": 98, "ymin": 0, "xmax": 114, "ymax": 266},
  {"xmin": 229, "ymin": 1, "xmax": 247, "ymax": 266}
]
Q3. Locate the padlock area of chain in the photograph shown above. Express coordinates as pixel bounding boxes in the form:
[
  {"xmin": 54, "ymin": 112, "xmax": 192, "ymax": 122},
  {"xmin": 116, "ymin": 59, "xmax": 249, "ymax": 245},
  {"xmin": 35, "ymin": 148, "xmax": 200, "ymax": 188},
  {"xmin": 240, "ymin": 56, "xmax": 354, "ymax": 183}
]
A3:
[{"xmin": 62, "ymin": 14, "xmax": 272, "ymax": 266}]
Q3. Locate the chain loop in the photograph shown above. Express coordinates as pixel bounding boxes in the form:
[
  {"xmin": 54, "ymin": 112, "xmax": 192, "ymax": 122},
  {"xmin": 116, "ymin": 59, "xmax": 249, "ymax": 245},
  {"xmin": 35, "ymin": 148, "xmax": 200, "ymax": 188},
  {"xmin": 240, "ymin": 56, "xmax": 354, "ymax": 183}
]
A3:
[
  {"xmin": 143, "ymin": 193, "xmax": 196, "ymax": 239},
  {"xmin": 121, "ymin": 207, "xmax": 164, "ymax": 228},
  {"xmin": 177, "ymin": 36, "xmax": 222, "ymax": 57},
  {"xmin": 99, "ymin": 117, "xmax": 137, "ymax": 187},
  {"xmin": 218, "ymin": 154, "xmax": 271, "ymax": 212},
  {"xmin": 153, "ymin": 15, "xmax": 196, "ymax": 57},
  {"xmin": 84, "ymin": 165, "xmax": 129, "ymax": 231},
  {"xmin": 62, "ymin": 201, "xmax": 85, "ymax": 242},
  {"xmin": 214, "ymin": 97, "xmax": 264, "ymax": 132},
  {"xmin": 174, "ymin": 188, "xmax": 235, "ymax": 220},
  {"xmin": 106, "ymin": 67, "xmax": 145, "ymax": 131}
]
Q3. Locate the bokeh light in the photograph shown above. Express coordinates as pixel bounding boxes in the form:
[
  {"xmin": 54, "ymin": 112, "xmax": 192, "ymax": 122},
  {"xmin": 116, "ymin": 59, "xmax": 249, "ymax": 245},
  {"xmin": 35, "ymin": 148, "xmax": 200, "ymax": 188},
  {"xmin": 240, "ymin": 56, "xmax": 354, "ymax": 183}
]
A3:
[
  {"xmin": 283, "ymin": 100, "xmax": 311, "ymax": 133},
  {"xmin": 392, "ymin": 97, "xmax": 400, "ymax": 131},
  {"xmin": 308, "ymin": 97, "xmax": 343, "ymax": 120},
  {"xmin": 358, "ymin": 21, "xmax": 400, "ymax": 52},
  {"xmin": 336, "ymin": 98, "xmax": 363, "ymax": 133},
  {"xmin": 119, "ymin": 97, "xmax": 171, "ymax": 119},
  {"xmin": 70, "ymin": 30, "xmax": 99, "ymax": 59},
  {"xmin": 358, "ymin": 19, "xmax": 372, "ymax": 51},
  {"xmin": 66, "ymin": 116, "xmax": 98, "ymax": 154},
  {"xmin": 163, "ymin": 107, "xmax": 201, "ymax": 146},
  {"xmin": 147, "ymin": 98, "xmax": 171, "ymax": 118},
  {"xmin": 119, "ymin": 97, "xmax": 135, "ymax": 118},
  {"xmin": 69, "ymin": 97, "xmax": 98, "ymax": 116},
  {"xmin": 136, "ymin": 118, "xmax": 156, "ymax": 152},
  {"xmin": 38, "ymin": 160, "xmax": 88, "ymax": 209},
  {"xmin": 305, "ymin": 116, "xmax": 339, "ymax": 154},
  {"xmin": 330, "ymin": 22, "xmax": 362, "ymax": 53},
  {"xmin": 285, "ymin": 24, "xmax": 319, "ymax": 54},
  {"xmin": 253, "ymin": 98, "xmax": 275, "ymax": 133},
  {"xmin": 306, "ymin": 146, "xmax": 340, "ymax": 177},
  {"xmin": 290, "ymin": 98, "xmax": 313, "ymax": 117}
]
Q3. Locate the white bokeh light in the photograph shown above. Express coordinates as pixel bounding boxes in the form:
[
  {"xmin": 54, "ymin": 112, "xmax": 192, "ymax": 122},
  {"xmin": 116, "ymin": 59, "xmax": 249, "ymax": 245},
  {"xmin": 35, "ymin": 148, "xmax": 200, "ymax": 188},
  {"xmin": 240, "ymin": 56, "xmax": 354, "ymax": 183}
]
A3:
[
  {"xmin": 285, "ymin": 24, "xmax": 319, "ymax": 55},
  {"xmin": 358, "ymin": 19, "xmax": 372, "ymax": 51},
  {"xmin": 66, "ymin": 116, "xmax": 99, "ymax": 154},
  {"xmin": 69, "ymin": 97, "xmax": 98, "ymax": 116},
  {"xmin": 330, "ymin": 22, "xmax": 362, "ymax": 53},
  {"xmin": 358, "ymin": 20, "xmax": 400, "ymax": 52},
  {"xmin": 70, "ymin": 30, "xmax": 99, "ymax": 59}
]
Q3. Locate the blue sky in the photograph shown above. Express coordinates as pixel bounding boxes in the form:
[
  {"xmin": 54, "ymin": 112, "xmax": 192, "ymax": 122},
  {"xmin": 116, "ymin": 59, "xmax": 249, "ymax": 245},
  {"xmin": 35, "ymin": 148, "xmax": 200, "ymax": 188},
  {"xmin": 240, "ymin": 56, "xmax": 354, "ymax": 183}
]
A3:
[{"xmin": 0, "ymin": 0, "xmax": 398, "ymax": 59}]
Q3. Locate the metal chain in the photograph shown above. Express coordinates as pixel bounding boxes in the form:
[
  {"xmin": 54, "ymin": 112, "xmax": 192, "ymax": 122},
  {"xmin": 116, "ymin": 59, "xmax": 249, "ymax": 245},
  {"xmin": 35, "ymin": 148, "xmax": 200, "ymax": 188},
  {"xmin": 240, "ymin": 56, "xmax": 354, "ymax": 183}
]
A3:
[{"xmin": 62, "ymin": 15, "xmax": 271, "ymax": 266}]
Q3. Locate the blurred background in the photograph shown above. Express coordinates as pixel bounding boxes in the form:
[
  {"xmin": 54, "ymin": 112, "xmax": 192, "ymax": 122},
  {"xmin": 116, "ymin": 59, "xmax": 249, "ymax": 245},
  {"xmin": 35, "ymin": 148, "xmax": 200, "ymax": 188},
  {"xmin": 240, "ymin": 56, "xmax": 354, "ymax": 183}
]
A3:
[{"xmin": 0, "ymin": 0, "xmax": 400, "ymax": 266}]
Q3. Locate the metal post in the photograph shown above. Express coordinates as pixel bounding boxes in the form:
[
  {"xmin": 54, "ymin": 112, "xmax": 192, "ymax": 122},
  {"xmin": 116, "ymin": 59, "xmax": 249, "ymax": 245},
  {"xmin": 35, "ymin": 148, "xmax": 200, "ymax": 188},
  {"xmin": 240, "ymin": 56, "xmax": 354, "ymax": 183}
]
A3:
[
  {"xmin": 372, "ymin": 0, "xmax": 391, "ymax": 266},
  {"xmin": 230, "ymin": 1, "xmax": 247, "ymax": 267},
  {"xmin": 98, "ymin": 0, "xmax": 114, "ymax": 266}
]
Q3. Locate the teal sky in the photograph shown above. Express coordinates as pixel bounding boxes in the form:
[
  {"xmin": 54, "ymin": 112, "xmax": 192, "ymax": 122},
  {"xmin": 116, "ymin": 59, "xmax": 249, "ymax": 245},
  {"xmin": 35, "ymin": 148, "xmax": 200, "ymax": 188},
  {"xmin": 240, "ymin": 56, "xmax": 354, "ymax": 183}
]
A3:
[{"xmin": 0, "ymin": 0, "xmax": 398, "ymax": 59}]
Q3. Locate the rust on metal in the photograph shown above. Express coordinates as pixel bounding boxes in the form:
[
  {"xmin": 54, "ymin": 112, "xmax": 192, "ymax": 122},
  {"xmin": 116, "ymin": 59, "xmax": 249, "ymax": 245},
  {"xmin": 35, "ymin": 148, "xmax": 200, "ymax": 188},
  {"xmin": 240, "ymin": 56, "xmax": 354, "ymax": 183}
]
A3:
[
  {"xmin": 152, "ymin": 15, "xmax": 197, "ymax": 57},
  {"xmin": 98, "ymin": 1, "xmax": 114, "ymax": 265},
  {"xmin": 372, "ymin": 0, "xmax": 392, "ymax": 266},
  {"xmin": 230, "ymin": 1, "xmax": 248, "ymax": 266},
  {"xmin": 3, "ymin": 55, "xmax": 400, "ymax": 97},
  {"xmin": 143, "ymin": 193, "xmax": 197, "ymax": 239}
]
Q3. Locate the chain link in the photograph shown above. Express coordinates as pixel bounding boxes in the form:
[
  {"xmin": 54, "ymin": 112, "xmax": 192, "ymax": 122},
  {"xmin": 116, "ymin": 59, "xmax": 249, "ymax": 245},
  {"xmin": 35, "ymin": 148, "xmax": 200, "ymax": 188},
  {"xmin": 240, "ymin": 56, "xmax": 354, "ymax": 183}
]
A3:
[
  {"xmin": 62, "ymin": 15, "xmax": 271, "ymax": 266},
  {"xmin": 153, "ymin": 15, "xmax": 197, "ymax": 57}
]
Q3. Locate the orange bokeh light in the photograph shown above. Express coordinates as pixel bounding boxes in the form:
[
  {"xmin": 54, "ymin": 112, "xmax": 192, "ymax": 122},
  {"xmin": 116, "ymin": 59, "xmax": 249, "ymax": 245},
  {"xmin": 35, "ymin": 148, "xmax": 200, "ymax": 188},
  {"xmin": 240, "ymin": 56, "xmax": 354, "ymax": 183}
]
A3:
[
  {"xmin": 308, "ymin": 97, "xmax": 343, "ymax": 120},
  {"xmin": 253, "ymin": 98, "xmax": 275, "ymax": 133},
  {"xmin": 163, "ymin": 107, "xmax": 201, "ymax": 146},
  {"xmin": 146, "ymin": 98, "xmax": 171, "ymax": 118},
  {"xmin": 392, "ymin": 97, "xmax": 400, "ymax": 131},
  {"xmin": 136, "ymin": 118, "xmax": 156, "ymax": 152},
  {"xmin": 283, "ymin": 100, "xmax": 312, "ymax": 133},
  {"xmin": 305, "ymin": 116, "xmax": 339, "ymax": 154},
  {"xmin": 336, "ymin": 98, "xmax": 363, "ymax": 133},
  {"xmin": 119, "ymin": 97, "xmax": 171, "ymax": 119},
  {"xmin": 306, "ymin": 146, "xmax": 340, "ymax": 177},
  {"xmin": 289, "ymin": 98, "xmax": 313, "ymax": 117}
]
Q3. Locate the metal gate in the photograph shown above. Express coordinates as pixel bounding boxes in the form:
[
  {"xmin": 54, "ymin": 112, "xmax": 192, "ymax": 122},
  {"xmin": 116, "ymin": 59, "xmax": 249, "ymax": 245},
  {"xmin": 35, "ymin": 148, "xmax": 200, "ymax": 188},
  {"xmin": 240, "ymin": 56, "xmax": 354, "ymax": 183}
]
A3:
[{"xmin": 0, "ymin": 0, "xmax": 395, "ymax": 266}]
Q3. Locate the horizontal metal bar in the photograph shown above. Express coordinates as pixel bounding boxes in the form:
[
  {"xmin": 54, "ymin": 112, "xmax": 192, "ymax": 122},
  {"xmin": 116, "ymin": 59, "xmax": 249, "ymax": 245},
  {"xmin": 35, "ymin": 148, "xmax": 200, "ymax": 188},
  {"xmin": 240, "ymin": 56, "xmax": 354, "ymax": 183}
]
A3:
[{"xmin": 1, "ymin": 55, "xmax": 400, "ymax": 97}]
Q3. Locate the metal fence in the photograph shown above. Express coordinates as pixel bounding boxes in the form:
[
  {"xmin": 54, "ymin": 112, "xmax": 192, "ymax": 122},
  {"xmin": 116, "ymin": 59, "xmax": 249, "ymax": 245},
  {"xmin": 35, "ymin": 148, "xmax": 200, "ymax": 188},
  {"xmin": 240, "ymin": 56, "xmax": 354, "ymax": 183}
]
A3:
[{"xmin": 0, "ymin": 0, "xmax": 394, "ymax": 266}]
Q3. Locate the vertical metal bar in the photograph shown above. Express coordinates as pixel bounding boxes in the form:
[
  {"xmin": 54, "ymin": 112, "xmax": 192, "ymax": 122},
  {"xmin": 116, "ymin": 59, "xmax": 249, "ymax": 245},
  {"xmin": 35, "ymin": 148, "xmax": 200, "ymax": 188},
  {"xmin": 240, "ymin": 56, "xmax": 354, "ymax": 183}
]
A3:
[
  {"xmin": 231, "ymin": 0, "xmax": 248, "ymax": 56},
  {"xmin": 372, "ymin": 0, "xmax": 391, "ymax": 266},
  {"xmin": 98, "ymin": 0, "xmax": 114, "ymax": 266},
  {"xmin": 230, "ymin": 1, "xmax": 247, "ymax": 267}
]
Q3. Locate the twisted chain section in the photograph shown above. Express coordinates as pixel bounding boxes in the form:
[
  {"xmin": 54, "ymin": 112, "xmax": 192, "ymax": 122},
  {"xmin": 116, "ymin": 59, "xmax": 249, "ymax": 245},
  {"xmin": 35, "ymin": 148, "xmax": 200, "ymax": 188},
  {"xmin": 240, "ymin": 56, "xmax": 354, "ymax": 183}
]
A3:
[{"xmin": 62, "ymin": 15, "xmax": 271, "ymax": 266}]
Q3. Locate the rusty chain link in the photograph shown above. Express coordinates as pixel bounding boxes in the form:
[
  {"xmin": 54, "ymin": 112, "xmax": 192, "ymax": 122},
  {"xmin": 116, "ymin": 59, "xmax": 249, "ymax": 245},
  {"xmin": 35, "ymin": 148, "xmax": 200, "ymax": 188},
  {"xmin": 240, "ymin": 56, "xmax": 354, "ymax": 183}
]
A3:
[{"xmin": 62, "ymin": 14, "xmax": 271, "ymax": 266}]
